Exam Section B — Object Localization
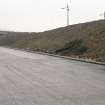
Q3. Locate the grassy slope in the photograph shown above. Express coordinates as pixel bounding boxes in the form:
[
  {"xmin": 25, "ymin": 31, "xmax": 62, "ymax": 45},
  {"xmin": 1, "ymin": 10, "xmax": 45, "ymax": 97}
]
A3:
[{"xmin": 0, "ymin": 20, "xmax": 105, "ymax": 62}]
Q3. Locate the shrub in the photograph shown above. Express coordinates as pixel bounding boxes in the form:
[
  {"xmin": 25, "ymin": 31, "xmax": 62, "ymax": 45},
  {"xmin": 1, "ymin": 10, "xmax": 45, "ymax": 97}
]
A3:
[{"xmin": 55, "ymin": 39, "xmax": 88, "ymax": 55}]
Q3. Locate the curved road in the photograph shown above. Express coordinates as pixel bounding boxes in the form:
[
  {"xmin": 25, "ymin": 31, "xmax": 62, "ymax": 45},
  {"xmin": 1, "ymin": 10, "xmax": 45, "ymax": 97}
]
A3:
[{"xmin": 0, "ymin": 47, "xmax": 105, "ymax": 105}]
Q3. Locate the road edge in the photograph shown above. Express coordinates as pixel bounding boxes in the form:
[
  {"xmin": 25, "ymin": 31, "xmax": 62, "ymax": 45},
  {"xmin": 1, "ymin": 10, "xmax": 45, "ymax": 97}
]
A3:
[{"xmin": 2, "ymin": 46, "xmax": 105, "ymax": 66}]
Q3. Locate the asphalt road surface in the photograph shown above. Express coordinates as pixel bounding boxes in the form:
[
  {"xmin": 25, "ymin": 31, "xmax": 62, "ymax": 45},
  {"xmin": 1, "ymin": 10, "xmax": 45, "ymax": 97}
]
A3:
[{"xmin": 0, "ymin": 47, "xmax": 105, "ymax": 105}]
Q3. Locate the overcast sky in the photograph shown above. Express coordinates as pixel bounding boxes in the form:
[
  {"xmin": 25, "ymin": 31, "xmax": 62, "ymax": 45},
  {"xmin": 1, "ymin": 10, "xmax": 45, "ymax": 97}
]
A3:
[{"xmin": 0, "ymin": 0, "xmax": 105, "ymax": 32}]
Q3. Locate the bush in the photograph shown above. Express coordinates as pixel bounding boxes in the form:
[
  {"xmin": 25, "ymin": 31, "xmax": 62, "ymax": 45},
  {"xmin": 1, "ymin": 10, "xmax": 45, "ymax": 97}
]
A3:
[{"xmin": 55, "ymin": 39, "xmax": 88, "ymax": 54}]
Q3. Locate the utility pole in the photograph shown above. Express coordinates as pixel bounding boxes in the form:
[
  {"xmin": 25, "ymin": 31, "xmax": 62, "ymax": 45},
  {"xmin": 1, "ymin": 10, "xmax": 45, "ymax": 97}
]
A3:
[
  {"xmin": 62, "ymin": 3, "xmax": 70, "ymax": 26},
  {"xmin": 67, "ymin": 4, "xmax": 70, "ymax": 26},
  {"xmin": 99, "ymin": 11, "xmax": 105, "ymax": 20}
]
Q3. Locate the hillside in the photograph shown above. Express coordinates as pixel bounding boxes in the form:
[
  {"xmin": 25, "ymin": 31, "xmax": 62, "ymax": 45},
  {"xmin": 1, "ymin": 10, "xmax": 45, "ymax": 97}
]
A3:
[{"xmin": 0, "ymin": 20, "xmax": 105, "ymax": 62}]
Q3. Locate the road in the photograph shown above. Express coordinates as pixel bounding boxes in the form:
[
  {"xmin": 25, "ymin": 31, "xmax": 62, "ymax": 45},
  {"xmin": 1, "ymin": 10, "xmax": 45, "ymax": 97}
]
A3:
[{"xmin": 0, "ymin": 47, "xmax": 105, "ymax": 105}]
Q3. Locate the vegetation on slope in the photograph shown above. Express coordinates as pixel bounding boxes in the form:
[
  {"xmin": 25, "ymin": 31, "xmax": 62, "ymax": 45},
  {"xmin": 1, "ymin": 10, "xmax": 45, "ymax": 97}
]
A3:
[
  {"xmin": 0, "ymin": 20, "xmax": 105, "ymax": 62},
  {"xmin": 55, "ymin": 39, "xmax": 88, "ymax": 55}
]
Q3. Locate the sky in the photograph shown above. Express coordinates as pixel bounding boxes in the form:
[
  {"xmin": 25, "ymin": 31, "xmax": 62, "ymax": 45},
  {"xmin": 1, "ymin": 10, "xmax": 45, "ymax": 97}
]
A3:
[{"xmin": 0, "ymin": 0, "xmax": 105, "ymax": 32}]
